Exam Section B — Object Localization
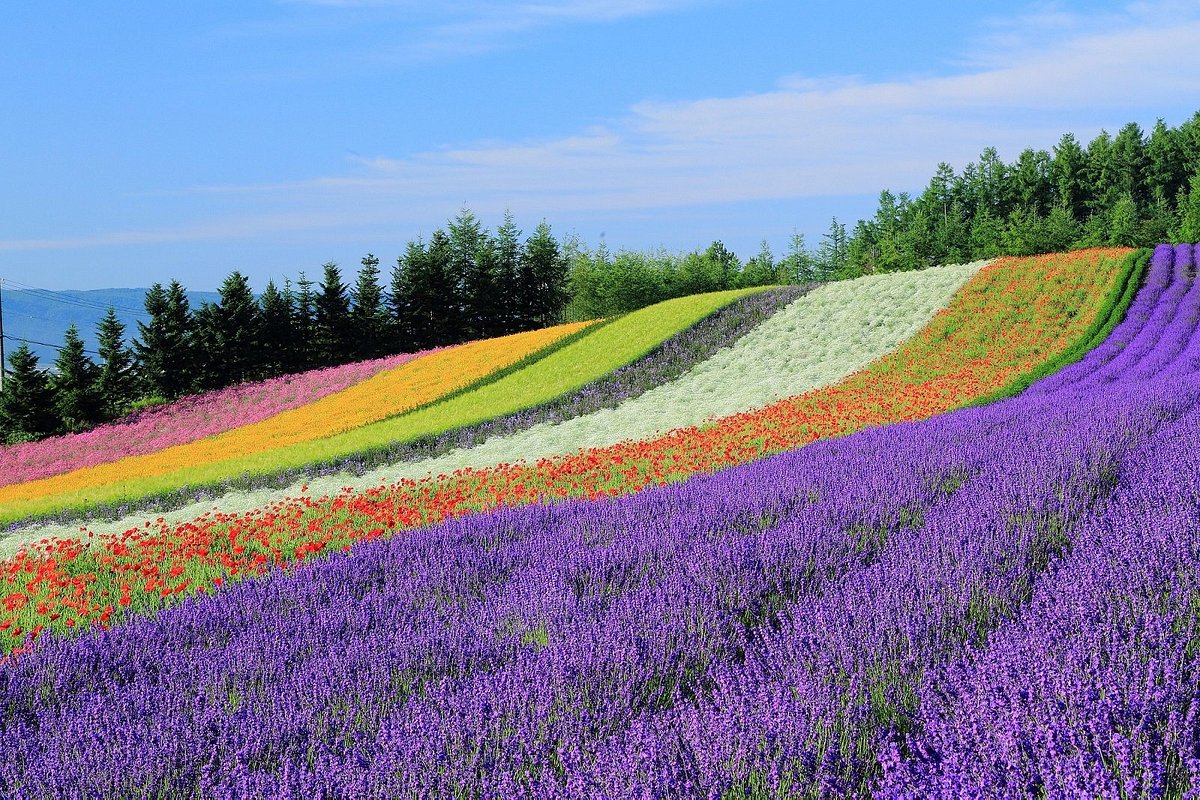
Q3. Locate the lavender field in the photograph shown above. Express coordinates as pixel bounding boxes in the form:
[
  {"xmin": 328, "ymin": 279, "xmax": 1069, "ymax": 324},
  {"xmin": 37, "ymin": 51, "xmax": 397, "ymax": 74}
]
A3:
[{"xmin": 2, "ymin": 244, "xmax": 1199, "ymax": 797}]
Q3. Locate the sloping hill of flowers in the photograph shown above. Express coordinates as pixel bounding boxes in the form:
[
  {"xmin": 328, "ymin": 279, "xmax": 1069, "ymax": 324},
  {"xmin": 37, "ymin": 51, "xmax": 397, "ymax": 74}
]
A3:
[
  {"xmin": 360, "ymin": 260, "xmax": 986, "ymax": 484},
  {"xmin": 3, "ymin": 245, "xmax": 1193, "ymax": 796},
  {"xmin": 0, "ymin": 289, "xmax": 763, "ymax": 525},
  {"xmin": 1, "ymin": 261, "xmax": 981, "ymax": 544},
  {"xmin": 0, "ymin": 247, "xmax": 1135, "ymax": 651}
]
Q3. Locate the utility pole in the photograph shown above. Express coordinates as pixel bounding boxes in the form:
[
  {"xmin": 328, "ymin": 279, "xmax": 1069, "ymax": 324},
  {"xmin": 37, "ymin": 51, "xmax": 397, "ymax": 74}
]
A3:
[{"xmin": 0, "ymin": 277, "xmax": 5, "ymax": 392}]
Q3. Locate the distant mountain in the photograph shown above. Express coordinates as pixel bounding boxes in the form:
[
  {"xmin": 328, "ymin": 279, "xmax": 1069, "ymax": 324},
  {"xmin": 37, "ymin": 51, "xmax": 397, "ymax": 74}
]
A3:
[{"xmin": 2, "ymin": 288, "xmax": 221, "ymax": 366}]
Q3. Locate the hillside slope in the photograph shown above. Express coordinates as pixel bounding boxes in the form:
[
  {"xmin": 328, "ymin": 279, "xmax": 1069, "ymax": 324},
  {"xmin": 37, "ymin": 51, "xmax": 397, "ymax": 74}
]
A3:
[{"xmin": 5, "ymin": 245, "xmax": 1194, "ymax": 796}]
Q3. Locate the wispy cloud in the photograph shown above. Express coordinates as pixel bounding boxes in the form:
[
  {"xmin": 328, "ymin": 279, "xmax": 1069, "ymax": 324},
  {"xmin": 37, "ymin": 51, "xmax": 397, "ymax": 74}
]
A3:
[{"xmin": 264, "ymin": 0, "xmax": 714, "ymax": 59}]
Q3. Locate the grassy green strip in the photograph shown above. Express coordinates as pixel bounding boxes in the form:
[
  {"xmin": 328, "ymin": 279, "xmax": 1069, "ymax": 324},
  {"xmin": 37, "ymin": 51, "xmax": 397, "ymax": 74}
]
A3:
[
  {"xmin": 386, "ymin": 317, "xmax": 613, "ymax": 423},
  {"xmin": 1, "ymin": 287, "xmax": 767, "ymax": 525},
  {"xmin": 963, "ymin": 248, "xmax": 1151, "ymax": 409}
]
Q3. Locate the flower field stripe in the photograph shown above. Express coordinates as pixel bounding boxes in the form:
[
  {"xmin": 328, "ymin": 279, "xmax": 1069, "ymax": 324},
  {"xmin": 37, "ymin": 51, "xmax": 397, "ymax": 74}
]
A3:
[
  {"xmin": 361, "ymin": 261, "xmax": 984, "ymax": 485},
  {"xmin": 4, "ymin": 247, "xmax": 1195, "ymax": 794},
  {"xmin": 0, "ymin": 350, "xmax": 439, "ymax": 488},
  {"xmin": 965, "ymin": 246, "xmax": 1151, "ymax": 407},
  {"xmin": 0, "ymin": 248, "xmax": 1131, "ymax": 651},
  {"xmin": 0, "ymin": 320, "xmax": 595, "ymax": 518},
  {"xmin": 0, "ymin": 289, "xmax": 760, "ymax": 527}
]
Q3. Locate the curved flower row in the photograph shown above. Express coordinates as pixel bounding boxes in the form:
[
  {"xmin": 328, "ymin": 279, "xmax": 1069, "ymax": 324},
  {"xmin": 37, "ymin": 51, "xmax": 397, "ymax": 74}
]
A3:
[
  {"xmin": 0, "ymin": 350, "xmax": 437, "ymax": 488},
  {"xmin": 1, "ymin": 246, "xmax": 1183, "ymax": 797},
  {"xmin": 0, "ymin": 248, "xmax": 1132, "ymax": 651}
]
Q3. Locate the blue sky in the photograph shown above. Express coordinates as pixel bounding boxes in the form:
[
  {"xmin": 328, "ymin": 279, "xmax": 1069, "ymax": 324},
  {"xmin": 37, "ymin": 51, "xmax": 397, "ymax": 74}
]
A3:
[{"xmin": 2, "ymin": 0, "xmax": 1199, "ymax": 290}]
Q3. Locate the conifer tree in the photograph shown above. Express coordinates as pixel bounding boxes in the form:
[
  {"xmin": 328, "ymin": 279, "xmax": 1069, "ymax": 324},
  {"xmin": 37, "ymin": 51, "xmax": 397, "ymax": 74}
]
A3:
[
  {"xmin": 315, "ymin": 262, "xmax": 352, "ymax": 366},
  {"xmin": 1051, "ymin": 132, "xmax": 1089, "ymax": 219},
  {"xmin": 351, "ymin": 254, "xmax": 389, "ymax": 360},
  {"xmin": 52, "ymin": 324, "xmax": 102, "ymax": 433},
  {"xmin": 449, "ymin": 209, "xmax": 498, "ymax": 340},
  {"xmin": 517, "ymin": 221, "xmax": 567, "ymax": 329},
  {"xmin": 134, "ymin": 280, "xmax": 195, "ymax": 399},
  {"xmin": 95, "ymin": 306, "xmax": 137, "ymax": 420},
  {"xmin": 388, "ymin": 251, "xmax": 416, "ymax": 352},
  {"xmin": 426, "ymin": 229, "xmax": 459, "ymax": 345},
  {"xmin": 213, "ymin": 270, "xmax": 262, "ymax": 385},
  {"xmin": 189, "ymin": 301, "xmax": 224, "ymax": 391},
  {"xmin": 258, "ymin": 279, "xmax": 295, "ymax": 377},
  {"xmin": 0, "ymin": 342, "xmax": 59, "ymax": 442},
  {"xmin": 493, "ymin": 212, "xmax": 522, "ymax": 334},
  {"xmin": 293, "ymin": 271, "xmax": 317, "ymax": 371}
]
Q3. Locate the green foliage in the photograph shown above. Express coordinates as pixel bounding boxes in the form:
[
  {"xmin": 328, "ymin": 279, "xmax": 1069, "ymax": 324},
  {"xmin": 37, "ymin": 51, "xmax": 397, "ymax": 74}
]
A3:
[
  {"xmin": 315, "ymin": 262, "xmax": 353, "ymax": 367},
  {"xmin": 258, "ymin": 280, "xmax": 296, "ymax": 377},
  {"xmin": 211, "ymin": 270, "xmax": 262, "ymax": 386},
  {"xmin": 51, "ymin": 324, "xmax": 102, "ymax": 433},
  {"xmin": 133, "ymin": 280, "xmax": 196, "ymax": 400},
  {"xmin": 95, "ymin": 307, "xmax": 137, "ymax": 420},
  {"xmin": 350, "ymin": 254, "xmax": 389, "ymax": 361},
  {"xmin": 0, "ymin": 342, "xmax": 59, "ymax": 442}
]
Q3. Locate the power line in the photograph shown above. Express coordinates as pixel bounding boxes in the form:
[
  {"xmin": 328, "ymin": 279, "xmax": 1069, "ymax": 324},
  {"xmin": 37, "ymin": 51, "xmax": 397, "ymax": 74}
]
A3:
[
  {"xmin": 2, "ymin": 333, "xmax": 102, "ymax": 358},
  {"xmin": 1, "ymin": 277, "xmax": 147, "ymax": 316}
]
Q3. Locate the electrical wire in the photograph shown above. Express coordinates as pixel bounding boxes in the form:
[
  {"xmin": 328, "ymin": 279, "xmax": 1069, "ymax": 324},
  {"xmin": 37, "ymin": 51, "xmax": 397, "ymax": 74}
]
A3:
[
  {"xmin": 1, "ymin": 278, "xmax": 147, "ymax": 316},
  {"xmin": 2, "ymin": 333, "xmax": 102, "ymax": 358}
]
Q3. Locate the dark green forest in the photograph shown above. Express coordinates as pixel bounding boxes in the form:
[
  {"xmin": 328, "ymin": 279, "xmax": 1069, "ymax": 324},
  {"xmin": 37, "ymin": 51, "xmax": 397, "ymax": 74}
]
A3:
[{"xmin": 4, "ymin": 112, "xmax": 1200, "ymax": 444}]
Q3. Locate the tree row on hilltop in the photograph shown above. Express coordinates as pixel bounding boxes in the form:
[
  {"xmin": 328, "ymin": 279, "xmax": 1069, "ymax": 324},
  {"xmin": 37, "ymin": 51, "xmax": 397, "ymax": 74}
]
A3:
[{"xmin": 820, "ymin": 114, "xmax": 1200, "ymax": 278}]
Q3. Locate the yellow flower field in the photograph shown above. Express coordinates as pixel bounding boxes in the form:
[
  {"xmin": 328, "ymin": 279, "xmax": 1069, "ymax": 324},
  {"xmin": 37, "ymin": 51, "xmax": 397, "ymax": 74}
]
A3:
[{"xmin": 0, "ymin": 321, "xmax": 593, "ymax": 507}]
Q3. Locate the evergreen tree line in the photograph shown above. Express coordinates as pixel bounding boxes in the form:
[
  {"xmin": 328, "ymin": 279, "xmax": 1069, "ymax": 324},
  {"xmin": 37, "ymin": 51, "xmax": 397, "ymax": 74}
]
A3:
[
  {"xmin": 815, "ymin": 113, "xmax": 1200, "ymax": 279},
  {"xmin": 0, "ymin": 210, "xmax": 568, "ymax": 444}
]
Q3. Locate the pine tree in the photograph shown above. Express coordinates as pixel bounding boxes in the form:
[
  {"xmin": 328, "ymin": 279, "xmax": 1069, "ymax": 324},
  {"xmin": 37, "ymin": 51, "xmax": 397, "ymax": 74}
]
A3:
[
  {"xmin": 448, "ymin": 209, "xmax": 490, "ymax": 340},
  {"xmin": 189, "ymin": 301, "xmax": 224, "ymax": 391},
  {"xmin": 0, "ymin": 342, "xmax": 59, "ymax": 442},
  {"xmin": 134, "ymin": 280, "xmax": 195, "ymax": 399},
  {"xmin": 737, "ymin": 240, "xmax": 778, "ymax": 287},
  {"xmin": 1108, "ymin": 192, "xmax": 1140, "ymax": 247},
  {"xmin": 52, "ymin": 324, "xmax": 102, "ymax": 433},
  {"xmin": 214, "ymin": 270, "xmax": 262, "ymax": 385},
  {"xmin": 293, "ymin": 271, "xmax": 317, "ymax": 371},
  {"xmin": 518, "ymin": 221, "xmax": 568, "ymax": 328},
  {"xmin": 779, "ymin": 231, "xmax": 816, "ymax": 284},
  {"xmin": 1051, "ymin": 133, "xmax": 1089, "ymax": 220},
  {"xmin": 258, "ymin": 279, "xmax": 296, "ymax": 377},
  {"xmin": 351, "ymin": 254, "xmax": 389, "ymax": 360},
  {"xmin": 1111, "ymin": 122, "xmax": 1149, "ymax": 209},
  {"xmin": 421, "ymin": 230, "xmax": 458, "ymax": 345},
  {"xmin": 315, "ymin": 262, "xmax": 352, "ymax": 366},
  {"xmin": 1086, "ymin": 129, "xmax": 1118, "ymax": 215},
  {"xmin": 817, "ymin": 218, "xmax": 850, "ymax": 278},
  {"xmin": 95, "ymin": 306, "xmax": 137, "ymax": 420},
  {"xmin": 388, "ymin": 250, "xmax": 416, "ymax": 352},
  {"xmin": 493, "ymin": 212, "xmax": 522, "ymax": 334},
  {"xmin": 1146, "ymin": 118, "xmax": 1186, "ymax": 207},
  {"xmin": 1176, "ymin": 172, "xmax": 1200, "ymax": 243}
]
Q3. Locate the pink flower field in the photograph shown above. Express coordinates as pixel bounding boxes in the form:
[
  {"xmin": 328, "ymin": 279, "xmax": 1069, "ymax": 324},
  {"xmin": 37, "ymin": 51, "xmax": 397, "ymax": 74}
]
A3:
[{"xmin": 0, "ymin": 348, "xmax": 441, "ymax": 488}]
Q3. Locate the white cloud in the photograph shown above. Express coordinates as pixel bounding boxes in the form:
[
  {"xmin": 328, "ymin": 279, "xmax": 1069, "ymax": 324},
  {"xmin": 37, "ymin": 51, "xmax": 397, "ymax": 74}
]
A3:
[
  {"xmin": 265, "ymin": 0, "xmax": 713, "ymax": 59},
  {"xmin": 5, "ymin": 1, "xmax": 1198, "ymax": 252}
]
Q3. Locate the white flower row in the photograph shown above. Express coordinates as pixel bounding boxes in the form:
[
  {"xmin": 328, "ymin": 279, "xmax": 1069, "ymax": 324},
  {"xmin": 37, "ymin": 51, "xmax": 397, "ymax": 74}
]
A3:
[{"xmin": 2, "ymin": 262, "xmax": 986, "ymax": 556}]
